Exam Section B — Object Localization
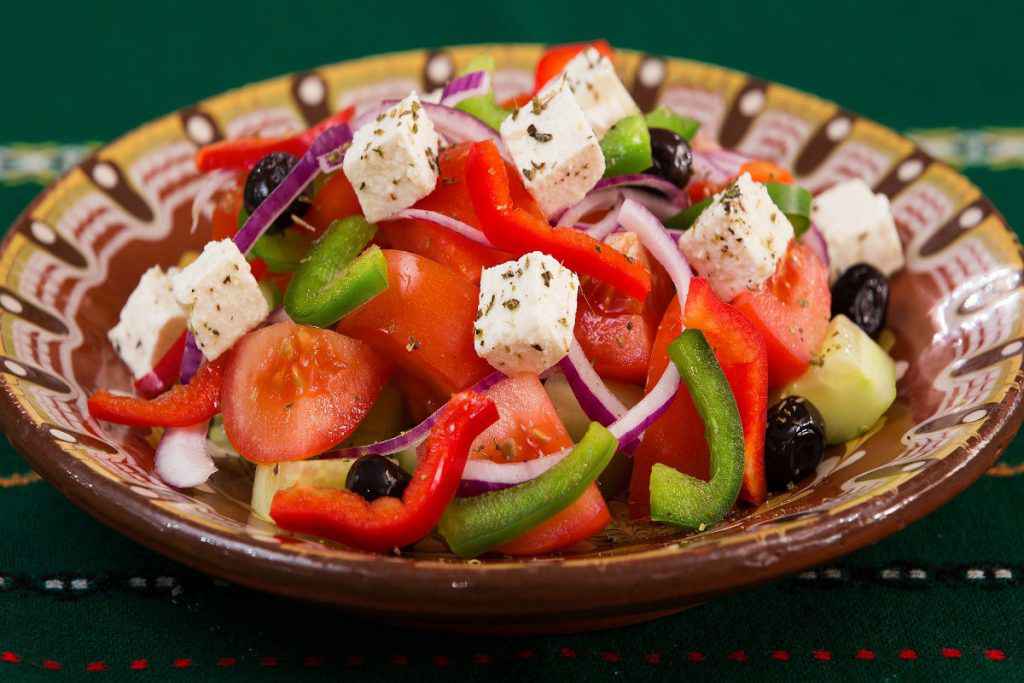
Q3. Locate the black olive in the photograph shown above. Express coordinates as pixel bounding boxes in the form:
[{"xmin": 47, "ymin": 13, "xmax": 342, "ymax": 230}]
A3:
[
  {"xmin": 243, "ymin": 152, "xmax": 310, "ymax": 232},
  {"xmin": 831, "ymin": 263, "xmax": 889, "ymax": 338},
  {"xmin": 765, "ymin": 396, "xmax": 826, "ymax": 492},
  {"xmin": 345, "ymin": 455, "xmax": 411, "ymax": 502},
  {"xmin": 647, "ymin": 128, "xmax": 693, "ymax": 188}
]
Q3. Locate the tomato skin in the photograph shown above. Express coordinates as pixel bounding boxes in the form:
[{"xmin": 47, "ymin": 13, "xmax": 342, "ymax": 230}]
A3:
[
  {"xmin": 210, "ymin": 177, "xmax": 245, "ymax": 241},
  {"xmin": 629, "ymin": 278, "xmax": 769, "ymax": 516},
  {"xmin": 304, "ymin": 171, "xmax": 362, "ymax": 233},
  {"xmin": 534, "ymin": 40, "xmax": 613, "ymax": 92},
  {"xmin": 497, "ymin": 484, "xmax": 610, "ymax": 556},
  {"xmin": 337, "ymin": 250, "xmax": 492, "ymax": 396},
  {"xmin": 738, "ymin": 160, "xmax": 794, "ymax": 185},
  {"xmin": 221, "ymin": 322, "xmax": 391, "ymax": 463},
  {"xmin": 733, "ymin": 242, "xmax": 831, "ymax": 389}
]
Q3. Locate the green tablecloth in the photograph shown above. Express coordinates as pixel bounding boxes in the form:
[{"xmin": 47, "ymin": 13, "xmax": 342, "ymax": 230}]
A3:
[{"xmin": 2, "ymin": 1, "xmax": 1022, "ymax": 680}]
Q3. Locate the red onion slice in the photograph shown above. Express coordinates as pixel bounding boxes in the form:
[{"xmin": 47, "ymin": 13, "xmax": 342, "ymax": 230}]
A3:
[
  {"xmin": 556, "ymin": 188, "xmax": 677, "ymax": 229},
  {"xmin": 390, "ymin": 208, "xmax": 493, "ymax": 246},
  {"xmin": 593, "ymin": 173, "xmax": 680, "ymax": 198},
  {"xmin": 801, "ymin": 222, "xmax": 830, "ymax": 267},
  {"xmin": 584, "ymin": 201, "xmax": 623, "ymax": 240},
  {"xmin": 234, "ymin": 123, "xmax": 352, "ymax": 254},
  {"xmin": 321, "ymin": 371, "xmax": 506, "ymax": 459},
  {"xmin": 457, "ymin": 447, "xmax": 571, "ymax": 497},
  {"xmin": 556, "ymin": 341, "xmax": 627, "ymax": 426},
  {"xmin": 178, "ymin": 334, "xmax": 204, "ymax": 384},
  {"xmin": 692, "ymin": 148, "xmax": 750, "ymax": 185},
  {"xmin": 440, "ymin": 70, "xmax": 491, "ymax": 107},
  {"xmin": 155, "ymin": 420, "xmax": 217, "ymax": 488}
]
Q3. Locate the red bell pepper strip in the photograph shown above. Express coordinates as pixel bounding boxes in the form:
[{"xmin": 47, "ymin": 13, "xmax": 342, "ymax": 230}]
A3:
[
  {"xmin": 465, "ymin": 141, "xmax": 651, "ymax": 301},
  {"xmin": 195, "ymin": 106, "xmax": 355, "ymax": 172},
  {"xmin": 534, "ymin": 40, "xmax": 613, "ymax": 93},
  {"xmin": 89, "ymin": 355, "xmax": 229, "ymax": 427},
  {"xmin": 132, "ymin": 330, "xmax": 187, "ymax": 398},
  {"xmin": 270, "ymin": 391, "xmax": 498, "ymax": 553}
]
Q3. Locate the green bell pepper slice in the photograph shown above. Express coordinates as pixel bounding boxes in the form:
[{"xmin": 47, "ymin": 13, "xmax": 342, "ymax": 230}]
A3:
[
  {"xmin": 454, "ymin": 55, "xmax": 512, "ymax": 130},
  {"xmin": 649, "ymin": 329, "xmax": 744, "ymax": 529},
  {"xmin": 251, "ymin": 228, "xmax": 314, "ymax": 273},
  {"xmin": 645, "ymin": 106, "xmax": 700, "ymax": 142},
  {"xmin": 600, "ymin": 114, "xmax": 653, "ymax": 177},
  {"xmin": 438, "ymin": 422, "xmax": 618, "ymax": 558},
  {"xmin": 764, "ymin": 182, "xmax": 813, "ymax": 237},
  {"xmin": 283, "ymin": 216, "xmax": 388, "ymax": 327},
  {"xmin": 665, "ymin": 197, "xmax": 712, "ymax": 231}
]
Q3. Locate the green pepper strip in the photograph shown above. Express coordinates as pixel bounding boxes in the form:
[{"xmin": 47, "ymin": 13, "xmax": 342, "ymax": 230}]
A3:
[
  {"xmin": 454, "ymin": 55, "xmax": 512, "ymax": 130},
  {"xmin": 251, "ymin": 229, "xmax": 315, "ymax": 273},
  {"xmin": 645, "ymin": 106, "xmax": 700, "ymax": 141},
  {"xmin": 284, "ymin": 216, "xmax": 387, "ymax": 327},
  {"xmin": 438, "ymin": 422, "xmax": 618, "ymax": 558},
  {"xmin": 649, "ymin": 329, "xmax": 744, "ymax": 529},
  {"xmin": 764, "ymin": 182, "xmax": 812, "ymax": 237},
  {"xmin": 600, "ymin": 115, "xmax": 653, "ymax": 177},
  {"xmin": 665, "ymin": 197, "xmax": 712, "ymax": 231}
]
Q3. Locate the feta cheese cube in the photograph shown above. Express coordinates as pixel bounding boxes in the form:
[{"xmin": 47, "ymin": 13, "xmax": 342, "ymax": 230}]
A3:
[
  {"xmin": 812, "ymin": 179, "xmax": 905, "ymax": 282},
  {"xmin": 544, "ymin": 47, "xmax": 641, "ymax": 138},
  {"xmin": 343, "ymin": 93, "xmax": 441, "ymax": 223},
  {"xmin": 474, "ymin": 252, "xmax": 579, "ymax": 374},
  {"xmin": 171, "ymin": 239, "xmax": 269, "ymax": 361},
  {"xmin": 108, "ymin": 266, "xmax": 188, "ymax": 379},
  {"xmin": 500, "ymin": 84, "xmax": 605, "ymax": 217},
  {"xmin": 678, "ymin": 172, "xmax": 794, "ymax": 302}
]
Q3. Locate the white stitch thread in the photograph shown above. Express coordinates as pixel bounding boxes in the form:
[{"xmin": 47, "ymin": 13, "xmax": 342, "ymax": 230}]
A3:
[
  {"xmin": 995, "ymin": 568, "xmax": 1013, "ymax": 580},
  {"xmin": 128, "ymin": 577, "xmax": 147, "ymax": 588},
  {"xmin": 881, "ymin": 568, "xmax": 901, "ymax": 580},
  {"xmin": 43, "ymin": 579, "xmax": 64, "ymax": 591},
  {"xmin": 966, "ymin": 569, "xmax": 986, "ymax": 580},
  {"xmin": 908, "ymin": 569, "xmax": 927, "ymax": 580},
  {"xmin": 70, "ymin": 578, "xmax": 89, "ymax": 591}
]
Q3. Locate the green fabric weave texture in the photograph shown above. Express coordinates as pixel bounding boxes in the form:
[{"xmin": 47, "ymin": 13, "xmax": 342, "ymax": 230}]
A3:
[{"xmin": 1, "ymin": 1, "xmax": 1022, "ymax": 680}]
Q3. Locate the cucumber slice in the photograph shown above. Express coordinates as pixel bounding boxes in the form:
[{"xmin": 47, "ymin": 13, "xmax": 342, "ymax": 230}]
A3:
[
  {"xmin": 781, "ymin": 314, "xmax": 896, "ymax": 444},
  {"xmin": 543, "ymin": 370, "xmax": 643, "ymax": 442},
  {"xmin": 251, "ymin": 459, "xmax": 357, "ymax": 522}
]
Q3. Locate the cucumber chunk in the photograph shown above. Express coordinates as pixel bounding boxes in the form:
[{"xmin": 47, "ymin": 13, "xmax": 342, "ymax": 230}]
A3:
[
  {"xmin": 251, "ymin": 459, "xmax": 357, "ymax": 522},
  {"xmin": 781, "ymin": 314, "xmax": 896, "ymax": 444}
]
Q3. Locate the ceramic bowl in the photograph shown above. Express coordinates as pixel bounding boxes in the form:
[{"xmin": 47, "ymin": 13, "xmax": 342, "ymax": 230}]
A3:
[{"xmin": 2, "ymin": 45, "xmax": 1021, "ymax": 633}]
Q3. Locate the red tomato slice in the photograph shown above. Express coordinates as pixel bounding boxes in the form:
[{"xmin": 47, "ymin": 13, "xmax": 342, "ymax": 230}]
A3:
[
  {"xmin": 221, "ymin": 322, "xmax": 391, "ymax": 463},
  {"xmin": 534, "ymin": 40, "xmax": 614, "ymax": 93},
  {"xmin": 337, "ymin": 250, "xmax": 492, "ymax": 396},
  {"xmin": 303, "ymin": 171, "xmax": 362, "ymax": 233},
  {"xmin": 467, "ymin": 373, "xmax": 610, "ymax": 554},
  {"xmin": 629, "ymin": 278, "xmax": 768, "ymax": 516},
  {"xmin": 377, "ymin": 143, "xmax": 536, "ymax": 283},
  {"xmin": 732, "ymin": 242, "xmax": 831, "ymax": 389}
]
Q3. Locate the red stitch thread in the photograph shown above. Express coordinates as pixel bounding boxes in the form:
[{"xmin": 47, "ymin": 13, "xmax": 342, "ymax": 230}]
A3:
[
  {"xmin": 899, "ymin": 649, "xmax": 919, "ymax": 661},
  {"xmin": 172, "ymin": 658, "xmax": 191, "ymax": 669},
  {"xmin": 645, "ymin": 652, "xmax": 661, "ymax": 665},
  {"xmin": 600, "ymin": 651, "xmax": 621, "ymax": 663},
  {"xmin": 560, "ymin": 648, "xmax": 576, "ymax": 659},
  {"xmin": 687, "ymin": 651, "xmax": 705, "ymax": 663},
  {"xmin": 1, "ymin": 651, "xmax": 20, "ymax": 664},
  {"xmin": 472, "ymin": 654, "xmax": 492, "ymax": 665},
  {"xmin": 346, "ymin": 655, "xmax": 365, "ymax": 667},
  {"xmin": 728, "ymin": 650, "xmax": 748, "ymax": 663},
  {"xmin": 516, "ymin": 649, "xmax": 535, "ymax": 660},
  {"xmin": 42, "ymin": 660, "xmax": 62, "ymax": 671},
  {"xmin": 86, "ymin": 661, "xmax": 108, "ymax": 672},
  {"xmin": 260, "ymin": 656, "xmax": 279, "ymax": 668},
  {"xmin": 216, "ymin": 657, "xmax": 236, "ymax": 668},
  {"xmin": 856, "ymin": 649, "xmax": 876, "ymax": 661},
  {"xmin": 771, "ymin": 650, "xmax": 790, "ymax": 661},
  {"xmin": 985, "ymin": 649, "xmax": 1007, "ymax": 661},
  {"xmin": 813, "ymin": 650, "xmax": 832, "ymax": 661},
  {"xmin": 303, "ymin": 656, "xmax": 324, "ymax": 668},
  {"xmin": 433, "ymin": 655, "xmax": 449, "ymax": 668},
  {"xmin": 391, "ymin": 655, "xmax": 408, "ymax": 666},
  {"xmin": 129, "ymin": 659, "xmax": 148, "ymax": 671},
  {"xmin": 941, "ymin": 648, "xmax": 962, "ymax": 659}
]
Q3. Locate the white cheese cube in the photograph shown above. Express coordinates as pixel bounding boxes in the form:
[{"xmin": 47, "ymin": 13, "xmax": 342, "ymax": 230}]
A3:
[
  {"xmin": 812, "ymin": 179, "xmax": 905, "ymax": 283},
  {"xmin": 500, "ymin": 84, "xmax": 605, "ymax": 217},
  {"xmin": 171, "ymin": 239, "xmax": 269, "ymax": 361},
  {"xmin": 108, "ymin": 266, "xmax": 188, "ymax": 379},
  {"xmin": 678, "ymin": 172, "xmax": 794, "ymax": 302},
  {"xmin": 544, "ymin": 47, "xmax": 641, "ymax": 138},
  {"xmin": 474, "ymin": 252, "xmax": 579, "ymax": 374},
  {"xmin": 343, "ymin": 93, "xmax": 441, "ymax": 223}
]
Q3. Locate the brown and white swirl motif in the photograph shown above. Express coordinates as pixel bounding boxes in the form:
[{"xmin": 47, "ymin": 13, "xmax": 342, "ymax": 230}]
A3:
[
  {"xmin": 423, "ymin": 50, "xmax": 454, "ymax": 92},
  {"xmin": 793, "ymin": 110, "xmax": 857, "ymax": 177},
  {"xmin": 79, "ymin": 157, "xmax": 154, "ymax": 223},
  {"xmin": 718, "ymin": 78, "xmax": 768, "ymax": 149},
  {"xmin": 291, "ymin": 71, "xmax": 330, "ymax": 125},
  {"xmin": 178, "ymin": 106, "xmax": 224, "ymax": 147},
  {"xmin": 0, "ymin": 356, "xmax": 70, "ymax": 394},
  {"xmin": 919, "ymin": 197, "xmax": 996, "ymax": 257},
  {"xmin": 875, "ymin": 149, "xmax": 933, "ymax": 197},
  {"xmin": 631, "ymin": 55, "xmax": 666, "ymax": 112},
  {"xmin": 0, "ymin": 287, "xmax": 68, "ymax": 335},
  {"xmin": 657, "ymin": 86, "xmax": 728, "ymax": 140},
  {"xmin": 15, "ymin": 216, "xmax": 86, "ymax": 269}
]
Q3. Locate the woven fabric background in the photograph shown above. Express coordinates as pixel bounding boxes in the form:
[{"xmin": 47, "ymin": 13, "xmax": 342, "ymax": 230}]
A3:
[{"xmin": 1, "ymin": 1, "xmax": 1022, "ymax": 680}]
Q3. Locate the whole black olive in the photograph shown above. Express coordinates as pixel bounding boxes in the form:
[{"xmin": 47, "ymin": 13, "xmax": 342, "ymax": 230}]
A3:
[
  {"xmin": 243, "ymin": 152, "xmax": 310, "ymax": 232},
  {"xmin": 345, "ymin": 455, "xmax": 411, "ymax": 502},
  {"xmin": 647, "ymin": 128, "xmax": 693, "ymax": 188},
  {"xmin": 765, "ymin": 396, "xmax": 826, "ymax": 492},
  {"xmin": 831, "ymin": 263, "xmax": 889, "ymax": 338}
]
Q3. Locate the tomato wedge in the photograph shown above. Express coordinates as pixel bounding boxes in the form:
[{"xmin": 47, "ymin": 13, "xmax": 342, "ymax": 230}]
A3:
[
  {"xmin": 337, "ymin": 250, "xmax": 492, "ymax": 396},
  {"xmin": 303, "ymin": 171, "xmax": 363, "ymax": 233},
  {"xmin": 629, "ymin": 278, "xmax": 769, "ymax": 515},
  {"xmin": 533, "ymin": 40, "xmax": 613, "ymax": 93},
  {"xmin": 469, "ymin": 373, "xmax": 610, "ymax": 554},
  {"xmin": 733, "ymin": 242, "xmax": 831, "ymax": 389},
  {"xmin": 221, "ymin": 322, "xmax": 391, "ymax": 463}
]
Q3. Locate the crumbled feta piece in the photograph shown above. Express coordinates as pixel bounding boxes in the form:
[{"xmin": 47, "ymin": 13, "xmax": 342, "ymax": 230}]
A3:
[
  {"xmin": 342, "ymin": 93, "xmax": 441, "ymax": 223},
  {"xmin": 474, "ymin": 252, "xmax": 579, "ymax": 374},
  {"xmin": 604, "ymin": 231, "xmax": 647, "ymax": 266},
  {"xmin": 543, "ymin": 47, "xmax": 640, "ymax": 138},
  {"xmin": 108, "ymin": 266, "xmax": 188, "ymax": 379},
  {"xmin": 678, "ymin": 172, "xmax": 794, "ymax": 302},
  {"xmin": 500, "ymin": 84, "xmax": 605, "ymax": 217},
  {"xmin": 171, "ymin": 239, "xmax": 269, "ymax": 361},
  {"xmin": 812, "ymin": 179, "xmax": 905, "ymax": 282}
]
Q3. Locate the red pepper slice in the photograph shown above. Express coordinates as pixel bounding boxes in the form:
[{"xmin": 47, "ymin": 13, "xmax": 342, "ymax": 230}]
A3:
[
  {"xmin": 132, "ymin": 331, "xmax": 187, "ymax": 399},
  {"xmin": 195, "ymin": 106, "xmax": 355, "ymax": 172},
  {"xmin": 270, "ymin": 392, "xmax": 499, "ymax": 553},
  {"xmin": 533, "ymin": 40, "xmax": 613, "ymax": 93},
  {"xmin": 89, "ymin": 355, "xmax": 228, "ymax": 427},
  {"xmin": 465, "ymin": 141, "xmax": 651, "ymax": 301}
]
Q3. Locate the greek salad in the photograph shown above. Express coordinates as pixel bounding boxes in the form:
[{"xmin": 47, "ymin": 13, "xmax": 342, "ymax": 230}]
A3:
[{"xmin": 90, "ymin": 42, "xmax": 904, "ymax": 557}]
